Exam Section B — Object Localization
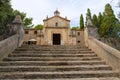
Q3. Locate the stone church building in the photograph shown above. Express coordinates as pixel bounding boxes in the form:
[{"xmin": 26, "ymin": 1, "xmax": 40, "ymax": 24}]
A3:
[{"xmin": 23, "ymin": 10, "xmax": 84, "ymax": 45}]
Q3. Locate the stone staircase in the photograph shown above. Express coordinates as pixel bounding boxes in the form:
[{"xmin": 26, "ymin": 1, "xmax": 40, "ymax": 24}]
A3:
[{"xmin": 0, "ymin": 45, "xmax": 119, "ymax": 79}]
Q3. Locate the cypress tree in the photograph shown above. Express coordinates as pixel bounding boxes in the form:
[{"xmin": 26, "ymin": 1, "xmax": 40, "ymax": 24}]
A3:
[
  {"xmin": 92, "ymin": 14, "xmax": 98, "ymax": 27},
  {"xmin": 86, "ymin": 8, "xmax": 92, "ymax": 21},
  {"xmin": 80, "ymin": 14, "xmax": 84, "ymax": 30},
  {"xmin": 98, "ymin": 12, "xmax": 103, "ymax": 28},
  {"xmin": 99, "ymin": 3, "xmax": 117, "ymax": 37}
]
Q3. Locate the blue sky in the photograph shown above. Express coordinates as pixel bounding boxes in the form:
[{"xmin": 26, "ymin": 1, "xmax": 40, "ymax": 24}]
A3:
[{"xmin": 11, "ymin": 0, "xmax": 119, "ymax": 27}]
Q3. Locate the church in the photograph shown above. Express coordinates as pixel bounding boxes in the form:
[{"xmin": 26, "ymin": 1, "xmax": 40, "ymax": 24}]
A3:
[{"xmin": 23, "ymin": 10, "xmax": 84, "ymax": 45}]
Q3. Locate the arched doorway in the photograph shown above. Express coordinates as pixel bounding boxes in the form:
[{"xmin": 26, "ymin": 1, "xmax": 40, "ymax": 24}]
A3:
[{"xmin": 53, "ymin": 34, "xmax": 61, "ymax": 45}]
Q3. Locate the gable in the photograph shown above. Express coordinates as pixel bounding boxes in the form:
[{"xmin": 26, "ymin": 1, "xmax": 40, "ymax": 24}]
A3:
[
  {"xmin": 43, "ymin": 16, "xmax": 70, "ymax": 22},
  {"xmin": 43, "ymin": 16, "xmax": 70, "ymax": 28}
]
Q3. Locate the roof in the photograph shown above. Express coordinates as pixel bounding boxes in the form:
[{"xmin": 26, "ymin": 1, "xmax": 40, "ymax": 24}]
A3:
[
  {"xmin": 28, "ymin": 39, "xmax": 37, "ymax": 41},
  {"xmin": 24, "ymin": 28, "xmax": 42, "ymax": 30},
  {"xmin": 43, "ymin": 15, "xmax": 70, "ymax": 22}
]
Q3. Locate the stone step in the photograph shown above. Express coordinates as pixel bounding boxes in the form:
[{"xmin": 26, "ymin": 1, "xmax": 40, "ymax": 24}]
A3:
[
  {"xmin": 13, "ymin": 51, "xmax": 94, "ymax": 54},
  {"xmin": 3, "ymin": 57, "xmax": 101, "ymax": 61},
  {"xmin": 0, "ymin": 71, "xmax": 119, "ymax": 79},
  {"xmin": 15, "ymin": 49, "xmax": 91, "ymax": 51},
  {"xmin": 5, "ymin": 77, "xmax": 119, "ymax": 80},
  {"xmin": 20, "ymin": 45, "xmax": 85, "ymax": 49},
  {"xmin": 8, "ymin": 53, "xmax": 97, "ymax": 57},
  {"xmin": 0, "ymin": 45, "xmax": 119, "ymax": 79},
  {"xmin": 0, "ymin": 61, "xmax": 106, "ymax": 66},
  {"xmin": 18, "ymin": 48, "xmax": 90, "ymax": 50},
  {"xmin": 0, "ymin": 65, "xmax": 112, "ymax": 72}
]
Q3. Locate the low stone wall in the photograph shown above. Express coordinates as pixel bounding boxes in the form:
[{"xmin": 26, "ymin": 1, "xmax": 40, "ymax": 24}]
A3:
[
  {"xmin": 0, "ymin": 34, "xmax": 19, "ymax": 60},
  {"xmin": 88, "ymin": 37, "xmax": 120, "ymax": 72},
  {"xmin": 100, "ymin": 38, "xmax": 120, "ymax": 51},
  {"xmin": 84, "ymin": 27, "xmax": 120, "ymax": 75}
]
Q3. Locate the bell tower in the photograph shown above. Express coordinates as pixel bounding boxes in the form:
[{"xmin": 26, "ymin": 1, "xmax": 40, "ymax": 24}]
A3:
[{"xmin": 54, "ymin": 10, "xmax": 60, "ymax": 16}]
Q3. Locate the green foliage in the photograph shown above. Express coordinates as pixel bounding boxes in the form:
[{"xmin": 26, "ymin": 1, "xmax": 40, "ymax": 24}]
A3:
[
  {"xmin": 104, "ymin": 4, "xmax": 115, "ymax": 17},
  {"xmin": 86, "ymin": 8, "xmax": 92, "ymax": 20},
  {"xmin": 98, "ymin": 12, "xmax": 103, "ymax": 28},
  {"xmin": 24, "ymin": 18, "xmax": 33, "ymax": 28},
  {"xmin": 80, "ymin": 14, "xmax": 84, "ymax": 30},
  {"xmin": 112, "ymin": 21, "xmax": 120, "ymax": 38},
  {"xmin": 0, "ymin": 0, "xmax": 14, "ymax": 35},
  {"xmin": 0, "ymin": 0, "xmax": 33, "ymax": 35},
  {"xmin": 71, "ymin": 26, "xmax": 79, "ymax": 30},
  {"xmin": 99, "ymin": 3, "xmax": 117, "ymax": 37},
  {"xmin": 13, "ymin": 10, "xmax": 33, "ymax": 28},
  {"xmin": 92, "ymin": 14, "xmax": 98, "ymax": 27},
  {"xmin": 35, "ymin": 24, "xmax": 44, "ymax": 30}
]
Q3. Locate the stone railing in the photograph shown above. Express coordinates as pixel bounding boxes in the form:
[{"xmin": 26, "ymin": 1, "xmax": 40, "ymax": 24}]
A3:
[
  {"xmin": 0, "ymin": 34, "xmax": 19, "ymax": 60},
  {"xmin": 0, "ymin": 15, "xmax": 24, "ymax": 60},
  {"xmin": 84, "ymin": 27, "xmax": 120, "ymax": 74}
]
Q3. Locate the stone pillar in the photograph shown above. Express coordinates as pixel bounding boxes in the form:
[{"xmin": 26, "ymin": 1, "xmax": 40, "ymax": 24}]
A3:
[
  {"xmin": 84, "ymin": 27, "xmax": 89, "ymax": 47},
  {"xmin": 86, "ymin": 16, "xmax": 93, "ymax": 26},
  {"xmin": 12, "ymin": 15, "xmax": 24, "ymax": 47}
]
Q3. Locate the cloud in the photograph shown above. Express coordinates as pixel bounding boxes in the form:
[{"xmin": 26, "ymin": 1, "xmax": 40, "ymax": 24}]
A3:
[{"xmin": 11, "ymin": 0, "xmax": 119, "ymax": 27}]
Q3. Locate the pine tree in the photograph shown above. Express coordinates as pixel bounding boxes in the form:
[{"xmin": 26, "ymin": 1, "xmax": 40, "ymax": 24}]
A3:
[
  {"xmin": 99, "ymin": 3, "xmax": 117, "ymax": 37},
  {"xmin": 80, "ymin": 14, "xmax": 84, "ymax": 30},
  {"xmin": 92, "ymin": 14, "xmax": 98, "ymax": 27}
]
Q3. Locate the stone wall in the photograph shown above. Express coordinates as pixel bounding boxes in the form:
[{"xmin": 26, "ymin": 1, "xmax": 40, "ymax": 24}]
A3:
[
  {"xmin": 0, "ymin": 34, "xmax": 19, "ymax": 60},
  {"xmin": 44, "ymin": 28, "xmax": 70, "ymax": 45},
  {"xmin": 44, "ymin": 17, "xmax": 70, "ymax": 28},
  {"xmin": 84, "ymin": 27, "xmax": 120, "ymax": 75},
  {"xmin": 76, "ymin": 30, "xmax": 85, "ymax": 46},
  {"xmin": 24, "ymin": 29, "xmax": 38, "ymax": 42}
]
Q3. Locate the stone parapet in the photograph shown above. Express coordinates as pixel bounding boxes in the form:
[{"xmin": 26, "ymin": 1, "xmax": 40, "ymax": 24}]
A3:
[
  {"xmin": 84, "ymin": 27, "xmax": 120, "ymax": 76},
  {"xmin": 0, "ymin": 15, "xmax": 24, "ymax": 61},
  {"xmin": 0, "ymin": 34, "xmax": 19, "ymax": 60}
]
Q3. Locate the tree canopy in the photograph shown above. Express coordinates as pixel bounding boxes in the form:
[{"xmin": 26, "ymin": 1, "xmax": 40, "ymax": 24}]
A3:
[
  {"xmin": 0, "ymin": 0, "xmax": 14, "ymax": 35},
  {"xmin": 13, "ymin": 10, "xmax": 33, "ymax": 28},
  {"xmin": 84, "ymin": 3, "xmax": 120, "ymax": 38},
  {"xmin": 71, "ymin": 26, "xmax": 79, "ymax": 30},
  {"xmin": 92, "ymin": 14, "xmax": 98, "ymax": 27},
  {"xmin": 80, "ymin": 14, "xmax": 84, "ymax": 30},
  {"xmin": 86, "ymin": 8, "xmax": 92, "ymax": 21},
  {"xmin": 97, "ymin": 12, "xmax": 103, "ymax": 28},
  {"xmin": 0, "ymin": 0, "xmax": 33, "ymax": 35},
  {"xmin": 99, "ymin": 3, "xmax": 118, "ymax": 37},
  {"xmin": 34, "ymin": 24, "xmax": 44, "ymax": 30}
]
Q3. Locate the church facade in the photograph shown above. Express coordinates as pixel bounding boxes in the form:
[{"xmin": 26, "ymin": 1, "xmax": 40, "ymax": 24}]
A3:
[{"xmin": 23, "ymin": 10, "xmax": 84, "ymax": 46}]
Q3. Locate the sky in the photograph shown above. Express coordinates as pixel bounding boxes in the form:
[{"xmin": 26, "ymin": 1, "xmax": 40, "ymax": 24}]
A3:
[{"xmin": 11, "ymin": 0, "xmax": 119, "ymax": 27}]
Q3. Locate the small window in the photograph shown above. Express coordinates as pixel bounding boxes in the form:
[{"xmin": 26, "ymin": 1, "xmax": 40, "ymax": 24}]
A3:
[
  {"xmin": 55, "ymin": 22, "xmax": 58, "ymax": 27},
  {"xmin": 78, "ymin": 32, "xmax": 80, "ymax": 36},
  {"xmin": 77, "ymin": 41, "xmax": 80, "ymax": 43},
  {"xmin": 34, "ymin": 31, "xmax": 37, "ymax": 34},
  {"xmin": 25, "ymin": 31, "xmax": 29, "ymax": 34}
]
